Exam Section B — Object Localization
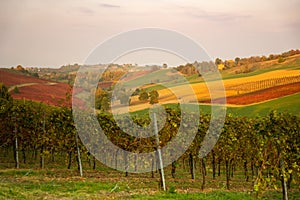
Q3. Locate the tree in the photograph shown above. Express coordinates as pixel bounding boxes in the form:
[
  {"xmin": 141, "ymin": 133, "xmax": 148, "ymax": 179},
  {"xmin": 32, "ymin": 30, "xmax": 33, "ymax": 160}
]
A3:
[
  {"xmin": 278, "ymin": 56, "xmax": 285, "ymax": 63},
  {"xmin": 149, "ymin": 90, "xmax": 159, "ymax": 105},
  {"xmin": 132, "ymin": 88, "xmax": 140, "ymax": 96},
  {"xmin": 95, "ymin": 90, "xmax": 111, "ymax": 111},
  {"xmin": 16, "ymin": 65, "xmax": 25, "ymax": 71},
  {"xmin": 215, "ymin": 58, "xmax": 223, "ymax": 65},
  {"xmin": 100, "ymin": 96, "xmax": 110, "ymax": 111},
  {"xmin": 224, "ymin": 60, "xmax": 236, "ymax": 69},
  {"xmin": 13, "ymin": 86, "xmax": 19, "ymax": 94},
  {"xmin": 0, "ymin": 83, "xmax": 12, "ymax": 102},
  {"xmin": 138, "ymin": 89, "xmax": 149, "ymax": 102},
  {"xmin": 235, "ymin": 57, "xmax": 240, "ymax": 65},
  {"xmin": 162, "ymin": 63, "xmax": 168, "ymax": 68}
]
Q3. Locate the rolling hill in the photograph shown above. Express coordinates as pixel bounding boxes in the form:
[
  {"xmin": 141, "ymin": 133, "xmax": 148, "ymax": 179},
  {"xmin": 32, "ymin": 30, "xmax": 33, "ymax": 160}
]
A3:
[
  {"xmin": 1, "ymin": 51, "xmax": 299, "ymax": 116},
  {"xmin": 0, "ymin": 69, "xmax": 72, "ymax": 107}
]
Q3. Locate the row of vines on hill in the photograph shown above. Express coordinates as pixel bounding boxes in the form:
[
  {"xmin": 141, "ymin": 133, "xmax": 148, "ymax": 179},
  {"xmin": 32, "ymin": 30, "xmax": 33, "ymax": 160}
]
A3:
[
  {"xmin": 0, "ymin": 83, "xmax": 300, "ymax": 198},
  {"xmin": 228, "ymin": 75, "xmax": 300, "ymax": 94}
]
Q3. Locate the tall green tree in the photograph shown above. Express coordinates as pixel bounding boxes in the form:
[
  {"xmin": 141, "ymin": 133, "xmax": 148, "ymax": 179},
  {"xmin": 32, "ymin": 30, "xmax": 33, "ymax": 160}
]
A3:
[
  {"xmin": 138, "ymin": 89, "xmax": 149, "ymax": 102},
  {"xmin": 0, "ymin": 83, "xmax": 12, "ymax": 108},
  {"xmin": 149, "ymin": 90, "xmax": 159, "ymax": 105}
]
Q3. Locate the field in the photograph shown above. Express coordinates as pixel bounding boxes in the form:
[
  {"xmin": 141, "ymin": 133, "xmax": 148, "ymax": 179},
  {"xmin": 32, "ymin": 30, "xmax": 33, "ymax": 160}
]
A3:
[
  {"xmin": 121, "ymin": 71, "xmax": 300, "ymax": 114},
  {"xmin": 0, "ymin": 69, "xmax": 73, "ymax": 107},
  {"xmin": 206, "ymin": 82, "xmax": 300, "ymax": 105},
  {"xmin": 0, "ymin": 70, "xmax": 48, "ymax": 87}
]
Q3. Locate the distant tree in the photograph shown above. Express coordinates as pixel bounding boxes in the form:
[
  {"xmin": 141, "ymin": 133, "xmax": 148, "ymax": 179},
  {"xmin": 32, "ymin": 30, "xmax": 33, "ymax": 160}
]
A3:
[
  {"xmin": 162, "ymin": 63, "xmax": 168, "ymax": 68},
  {"xmin": 268, "ymin": 54, "xmax": 274, "ymax": 60},
  {"xmin": 0, "ymin": 83, "xmax": 12, "ymax": 102},
  {"xmin": 234, "ymin": 57, "xmax": 240, "ymax": 65},
  {"xmin": 16, "ymin": 65, "xmax": 25, "ymax": 71},
  {"xmin": 215, "ymin": 58, "xmax": 223, "ymax": 65},
  {"xmin": 224, "ymin": 60, "xmax": 236, "ymax": 69},
  {"xmin": 149, "ymin": 90, "xmax": 159, "ymax": 105},
  {"xmin": 132, "ymin": 88, "xmax": 140, "ymax": 96},
  {"xmin": 261, "ymin": 56, "xmax": 267, "ymax": 62},
  {"xmin": 278, "ymin": 56, "xmax": 285, "ymax": 63},
  {"xmin": 95, "ymin": 90, "xmax": 111, "ymax": 111},
  {"xmin": 100, "ymin": 96, "xmax": 110, "ymax": 111},
  {"xmin": 32, "ymin": 72, "xmax": 39, "ymax": 78},
  {"xmin": 138, "ymin": 89, "xmax": 149, "ymax": 102},
  {"xmin": 13, "ymin": 86, "xmax": 19, "ymax": 94}
]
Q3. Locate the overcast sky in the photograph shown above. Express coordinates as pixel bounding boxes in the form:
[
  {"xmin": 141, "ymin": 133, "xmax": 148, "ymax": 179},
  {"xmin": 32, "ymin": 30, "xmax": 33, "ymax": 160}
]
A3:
[{"xmin": 0, "ymin": 0, "xmax": 299, "ymax": 68}]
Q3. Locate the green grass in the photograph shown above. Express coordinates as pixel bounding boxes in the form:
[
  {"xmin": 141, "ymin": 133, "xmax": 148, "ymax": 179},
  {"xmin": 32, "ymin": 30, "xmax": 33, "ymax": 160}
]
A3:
[
  {"xmin": 0, "ymin": 179, "xmax": 114, "ymax": 200},
  {"xmin": 0, "ymin": 168, "xmax": 257, "ymax": 200},
  {"xmin": 0, "ymin": 163, "xmax": 299, "ymax": 200},
  {"xmin": 132, "ymin": 191, "xmax": 255, "ymax": 200},
  {"xmin": 123, "ymin": 69, "xmax": 173, "ymax": 88},
  {"xmin": 226, "ymin": 93, "xmax": 300, "ymax": 117},
  {"xmin": 124, "ymin": 68, "xmax": 205, "ymax": 92}
]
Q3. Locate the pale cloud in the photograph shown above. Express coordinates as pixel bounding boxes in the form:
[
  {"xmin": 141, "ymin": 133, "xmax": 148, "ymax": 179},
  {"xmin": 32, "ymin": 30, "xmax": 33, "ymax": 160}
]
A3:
[
  {"xmin": 188, "ymin": 10, "xmax": 251, "ymax": 22},
  {"xmin": 99, "ymin": 3, "xmax": 121, "ymax": 8},
  {"xmin": 76, "ymin": 7, "xmax": 95, "ymax": 15}
]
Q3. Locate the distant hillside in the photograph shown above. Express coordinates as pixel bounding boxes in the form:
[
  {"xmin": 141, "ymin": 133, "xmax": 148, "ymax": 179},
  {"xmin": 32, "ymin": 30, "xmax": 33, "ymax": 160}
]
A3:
[
  {"xmin": 118, "ymin": 52, "xmax": 300, "ymax": 114},
  {"xmin": 0, "ymin": 69, "xmax": 72, "ymax": 107},
  {"xmin": 1, "ymin": 49, "xmax": 299, "ymax": 112},
  {"xmin": 27, "ymin": 64, "xmax": 80, "ymax": 84}
]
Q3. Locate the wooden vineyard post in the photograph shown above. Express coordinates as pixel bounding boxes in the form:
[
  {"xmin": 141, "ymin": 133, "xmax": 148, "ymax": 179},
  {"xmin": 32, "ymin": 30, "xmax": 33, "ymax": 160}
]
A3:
[
  {"xmin": 40, "ymin": 113, "xmax": 45, "ymax": 169},
  {"xmin": 13, "ymin": 112, "xmax": 19, "ymax": 169},
  {"xmin": 153, "ymin": 112, "xmax": 166, "ymax": 191},
  {"xmin": 75, "ymin": 130, "xmax": 83, "ymax": 177}
]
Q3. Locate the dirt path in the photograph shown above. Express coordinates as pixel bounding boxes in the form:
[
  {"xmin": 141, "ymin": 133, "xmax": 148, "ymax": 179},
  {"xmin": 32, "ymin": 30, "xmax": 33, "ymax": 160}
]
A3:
[
  {"xmin": 8, "ymin": 83, "xmax": 38, "ymax": 92},
  {"xmin": 8, "ymin": 82, "xmax": 58, "ymax": 92}
]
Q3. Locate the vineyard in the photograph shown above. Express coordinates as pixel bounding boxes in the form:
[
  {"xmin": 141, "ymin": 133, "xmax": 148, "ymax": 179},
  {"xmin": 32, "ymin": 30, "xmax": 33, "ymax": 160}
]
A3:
[
  {"xmin": 1, "ymin": 92, "xmax": 300, "ymax": 199},
  {"xmin": 227, "ymin": 75, "xmax": 300, "ymax": 95},
  {"xmin": 1, "ymin": 53, "xmax": 300, "ymax": 199},
  {"xmin": 204, "ymin": 82, "xmax": 300, "ymax": 105}
]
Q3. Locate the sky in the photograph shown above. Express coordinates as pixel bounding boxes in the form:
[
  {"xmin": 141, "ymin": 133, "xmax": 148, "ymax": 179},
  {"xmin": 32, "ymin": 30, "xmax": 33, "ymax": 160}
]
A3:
[{"xmin": 0, "ymin": 0, "xmax": 299, "ymax": 68}]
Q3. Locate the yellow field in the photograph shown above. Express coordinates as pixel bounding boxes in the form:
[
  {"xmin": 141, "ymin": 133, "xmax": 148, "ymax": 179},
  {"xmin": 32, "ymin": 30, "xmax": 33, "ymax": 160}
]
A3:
[{"xmin": 121, "ymin": 69, "xmax": 300, "ymax": 113}]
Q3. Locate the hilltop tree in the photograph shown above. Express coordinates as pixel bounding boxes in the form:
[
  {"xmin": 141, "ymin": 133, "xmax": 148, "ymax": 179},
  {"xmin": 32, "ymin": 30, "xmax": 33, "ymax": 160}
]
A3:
[
  {"xmin": 235, "ymin": 57, "xmax": 240, "ymax": 65},
  {"xmin": 215, "ymin": 58, "xmax": 223, "ymax": 65},
  {"xmin": 16, "ymin": 65, "xmax": 25, "ymax": 71}
]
